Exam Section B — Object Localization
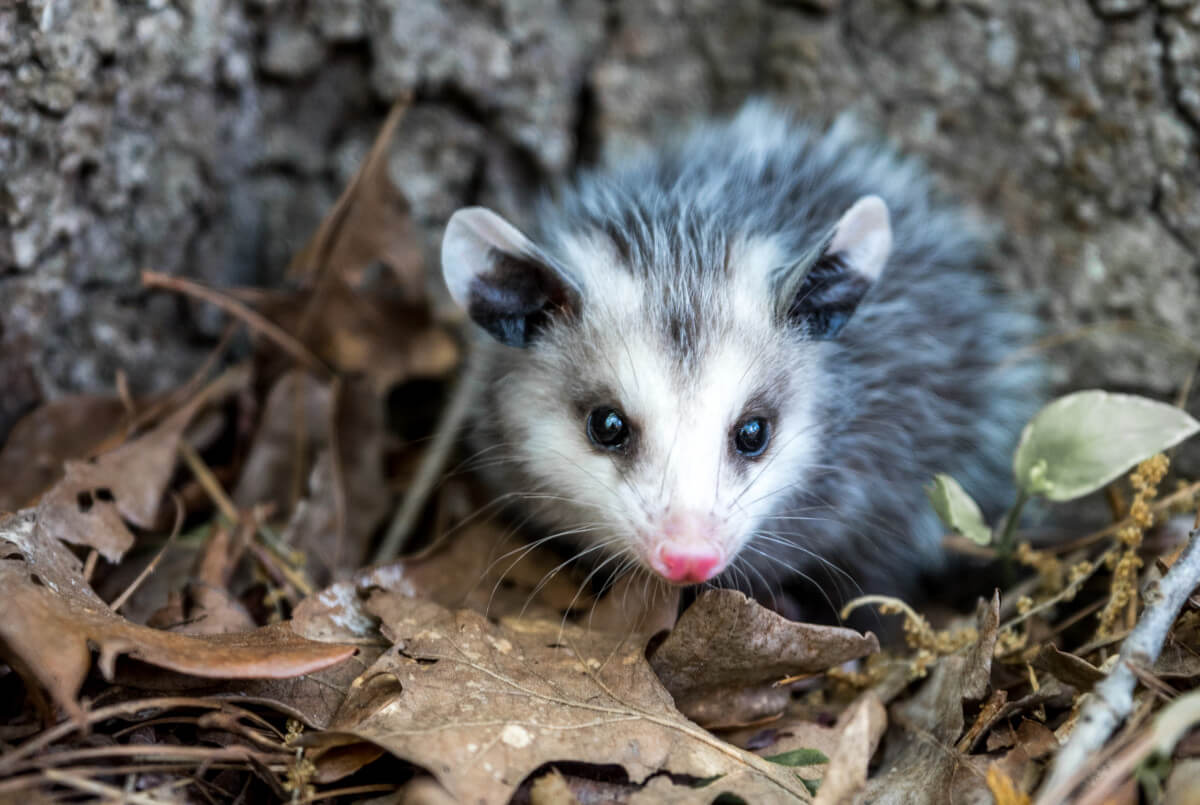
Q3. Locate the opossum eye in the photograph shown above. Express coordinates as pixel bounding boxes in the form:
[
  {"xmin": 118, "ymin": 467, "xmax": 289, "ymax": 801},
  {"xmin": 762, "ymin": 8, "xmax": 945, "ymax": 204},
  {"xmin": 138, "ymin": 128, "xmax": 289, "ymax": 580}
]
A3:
[
  {"xmin": 733, "ymin": 417, "xmax": 770, "ymax": 458},
  {"xmin": 587, "ymin": 407, "xmax": 630, "ymax": 450}
]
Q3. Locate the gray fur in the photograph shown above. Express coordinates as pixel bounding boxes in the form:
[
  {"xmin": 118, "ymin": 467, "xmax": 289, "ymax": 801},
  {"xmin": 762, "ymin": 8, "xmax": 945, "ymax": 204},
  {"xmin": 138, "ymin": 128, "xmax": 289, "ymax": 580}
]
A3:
[{"xmin": 453, "ymin": 101, "xmax": 1044, "ymax": 612}]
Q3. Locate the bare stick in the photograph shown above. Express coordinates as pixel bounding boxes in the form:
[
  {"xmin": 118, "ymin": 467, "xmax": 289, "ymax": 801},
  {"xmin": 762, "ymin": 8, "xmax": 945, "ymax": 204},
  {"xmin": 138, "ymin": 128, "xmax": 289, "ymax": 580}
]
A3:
[
  {"xmin": 1036, "ymin": 512, "xmax": 1200, "ymax": 803},
  {"xmin": 373, "ymin": 365, "xmax": 477, "ymax": 562},
  {"xmin": 141, "ymin": 270, "xmax": 329, "ymax": 375},
  {"xmin": 109, "ymin": 494, "xmax": 185, "ymax": 613}
]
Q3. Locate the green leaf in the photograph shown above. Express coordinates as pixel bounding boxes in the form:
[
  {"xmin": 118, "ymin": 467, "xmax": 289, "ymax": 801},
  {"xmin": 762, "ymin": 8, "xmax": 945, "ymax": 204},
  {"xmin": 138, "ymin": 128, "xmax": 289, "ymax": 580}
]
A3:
[
  {"xmin": 925, "ymin": 473, "xmax": 992, "ymax": 545},
  {"xmin": 1013, "ymin": 390, "xmax": 1200, "ymax": 502},
  {"xmin": 764, "ymin": 748, "xmax": 829, "ymax": 767},
  {"xmin": 799, "ymin": 776, "xmax": 821, "ymax": 796}
]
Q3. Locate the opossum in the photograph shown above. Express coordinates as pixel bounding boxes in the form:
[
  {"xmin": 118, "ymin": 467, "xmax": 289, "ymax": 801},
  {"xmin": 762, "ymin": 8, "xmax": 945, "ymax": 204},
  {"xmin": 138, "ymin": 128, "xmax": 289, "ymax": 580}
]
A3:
[{"xmin": 439, "ymin": 102, "xmax": 1043, "ymax": 612}]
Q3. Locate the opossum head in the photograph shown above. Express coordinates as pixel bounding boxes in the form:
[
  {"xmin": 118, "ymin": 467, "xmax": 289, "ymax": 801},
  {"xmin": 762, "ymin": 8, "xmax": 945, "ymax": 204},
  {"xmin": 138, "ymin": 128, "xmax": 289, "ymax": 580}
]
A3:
[{"xmin": 441, "ymin": 195, "xmax": 892, "ymax": 586}]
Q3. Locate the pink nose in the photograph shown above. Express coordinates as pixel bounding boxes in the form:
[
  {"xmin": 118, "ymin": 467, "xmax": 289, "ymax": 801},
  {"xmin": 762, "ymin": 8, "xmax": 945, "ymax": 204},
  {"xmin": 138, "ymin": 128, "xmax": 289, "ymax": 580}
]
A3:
[{"xmin": 651, "ymin": 545, "xmax": 723, "ymax": 584}]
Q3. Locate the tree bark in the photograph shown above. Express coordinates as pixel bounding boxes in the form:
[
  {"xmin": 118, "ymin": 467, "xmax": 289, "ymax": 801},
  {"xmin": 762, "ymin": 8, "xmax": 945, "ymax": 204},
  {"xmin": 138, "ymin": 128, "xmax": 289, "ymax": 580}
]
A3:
[{"xmin": 3, "ymin": 0, "xmax": 1198, "ymax": 453}]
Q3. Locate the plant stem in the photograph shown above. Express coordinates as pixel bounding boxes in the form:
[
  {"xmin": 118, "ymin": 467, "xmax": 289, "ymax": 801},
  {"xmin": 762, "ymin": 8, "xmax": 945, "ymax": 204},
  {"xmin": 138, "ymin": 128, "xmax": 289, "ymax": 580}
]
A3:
[{"xmin": 995, "ymin": 488, "xmax": 1030, "ymax": 558}]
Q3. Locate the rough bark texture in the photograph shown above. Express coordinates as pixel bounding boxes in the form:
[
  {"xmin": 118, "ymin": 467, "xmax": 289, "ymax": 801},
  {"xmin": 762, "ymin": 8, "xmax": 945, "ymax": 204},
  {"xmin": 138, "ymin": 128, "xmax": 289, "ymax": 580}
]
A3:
[{"xmin": 3, "ymin": 0, "xmax": 1199, "ymax": 453}]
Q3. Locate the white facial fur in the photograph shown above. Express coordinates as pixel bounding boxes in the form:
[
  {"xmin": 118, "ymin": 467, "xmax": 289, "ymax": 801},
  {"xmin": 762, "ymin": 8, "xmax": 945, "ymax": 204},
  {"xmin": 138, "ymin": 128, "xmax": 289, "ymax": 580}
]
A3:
[
  {"xmin": 445, "ymin": 194, "xmax": 890, "ymax": 586},
  {"xmin": 472, "ymin": 232, "xmax": 825, "ymax": 584}
]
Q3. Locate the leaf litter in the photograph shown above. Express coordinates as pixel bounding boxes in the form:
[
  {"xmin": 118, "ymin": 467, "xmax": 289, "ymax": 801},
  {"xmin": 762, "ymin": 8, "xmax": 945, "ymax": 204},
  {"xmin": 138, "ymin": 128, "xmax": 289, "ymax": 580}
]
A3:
[{"xmin": 1, "ymin": 99, "xmax": 1200, "ymax": 804}]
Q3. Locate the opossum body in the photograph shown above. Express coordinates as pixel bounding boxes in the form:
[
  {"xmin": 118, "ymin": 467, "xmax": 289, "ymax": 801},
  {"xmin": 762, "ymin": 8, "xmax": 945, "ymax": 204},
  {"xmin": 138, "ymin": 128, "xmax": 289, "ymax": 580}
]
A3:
[{"xmin": 440, "ymin": 102, "xmax": 1042, "ymax": 611}]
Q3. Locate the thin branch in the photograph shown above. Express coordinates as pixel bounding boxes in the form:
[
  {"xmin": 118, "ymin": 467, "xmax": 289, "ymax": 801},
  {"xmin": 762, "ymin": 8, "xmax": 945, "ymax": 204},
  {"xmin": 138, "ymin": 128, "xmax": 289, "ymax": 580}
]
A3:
[
  {"xmin": 141, "ymin": 270, "xmax": 329, "ymax": 375},
  {"xmin": 1051, "ymin": 479, "xmax": 1200, "ymax": 553},
  {"xmin": 109, "ymin": 493, "xmax": 185, "ymax": 613},
  {"xmin": 179, "ymin": 439, "xmax": 240, "ymax": 523},
  {"xmin": 374, "ymin": 368, "xmax": 476, "ymax": 562},
  {"xmin": 1036, "ymin": 513, "xmax": 1200, "ymax": 803}
]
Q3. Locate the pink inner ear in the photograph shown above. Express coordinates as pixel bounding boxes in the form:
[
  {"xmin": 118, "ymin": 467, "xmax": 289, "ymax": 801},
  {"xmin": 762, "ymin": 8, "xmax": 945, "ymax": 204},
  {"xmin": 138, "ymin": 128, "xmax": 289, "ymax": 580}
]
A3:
[
  {"xmin": 828, "ymin": 195, "xmax": 892, "ymax": 281},
  {"xmin": 442, "ymin": 206, "xmax": 539, "ymax": 310}
]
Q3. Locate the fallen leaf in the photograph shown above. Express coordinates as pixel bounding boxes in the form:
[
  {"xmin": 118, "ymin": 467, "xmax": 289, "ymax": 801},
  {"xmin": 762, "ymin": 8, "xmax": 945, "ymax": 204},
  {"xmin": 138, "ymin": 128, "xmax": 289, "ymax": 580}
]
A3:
[
  {"xmin": 1033, "ymin": 644, "xmax": 1105, "ymax": 691},
  {"xmin": 31, "ymin": 370, "xmax": 246, "ymax": 562},
  {"xmin": 0, "ymin": 510, "xmax": 357, "ymax": 720},
  {"xmin": 861, "ymin": 593, "xmax": 1000, "ymax": 804},
  {"xmin": 584, "ymin": 571, "xmax": 680, "ymax": 637},
  {"xmin": 252, "ymin": 280, "xmax": 459, "ymax": 394},
  {"xmin": 0, "ymin": 395, "xmax": 129, "ymax": 511},
  {"xmin": 986, "ymin": 719, "xmax": 1059, "ymax": 794},
  {"xmin": 648, "ymin": 589, "xmax": 878, "ymax": 724},
  {"xmin": 321, "ymin": 591, "xmax": 814, "ymax": 804},
  {"xmin": 812, "ymin": 692, "xmax": 888, "ymax": 804},
  {"xmin": 289, "ymin": 99, "xmax": 424, "ymax": 294},
  {"xmin": 278, "ymin": 378, "xmax": 392, "ymax": 586},
  {"xmin": 961, "ymin": 678, "xmax": 1072, "ymax": 754},
  {"xmin": 528, "ymin": 769, "xmax": 581, "ymax": 805},
  {"xmin": 1163, "ymin": 758, "xmax": 1200, "ymax": 805},
  {"xmin": 233, "ymin": 370, "xmax": 332, "ymax": 517},
  {"xmin": 987, "ymin": 763, "xmax": 1032, "ymax": 805}
]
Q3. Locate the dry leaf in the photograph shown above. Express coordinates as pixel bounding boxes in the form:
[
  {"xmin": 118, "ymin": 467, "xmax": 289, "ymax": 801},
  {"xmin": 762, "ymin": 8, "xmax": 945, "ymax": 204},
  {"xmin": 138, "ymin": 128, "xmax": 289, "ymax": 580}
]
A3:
[
  {"xmin": 1163, "ymin": 758, "xmax": 1200, "ymax": 805},
  {"xmin": 648, "ymin": 589, "xmax": 879, "ymax": 724},
  {"xmin": 812, "ymin": 692, "xmax": 888, "ymax": 804},
  {"xmin": 289, "ymin": 99, "xmax": 424, "ymax": 293},
  {"xmin": 862, "ymin": 592, "xmax": 1001, "ymax": 804},
  {"xmin": 250, "ymin": 280, "xmax": 459, "ymax": 394},
  {"xmin": 528, "ymin": 769, "xmax": 581, "ymax": 805},
  {"xmin": 233, "ymin": 370, "xmax": 332, "ymax": 516},
  {"xmin": 987, "ymin": 763, "xmax": 1032, "ymax": 805},
  {"xmin": 321, "ymin": 591, "xmax": 813, "ymax": 804},
  {"xmin": 1033, "ymin": 644, "xmax": 1105, "ymax": 691},
  {"xmin": 279, "ymin": 380, "xmax": 392, "ymax": 585},
  {"xmin": 0, "ymin": 395, "xmax": 129, "ymax": 511},
  {"xmin": 28, "ymin": 370, "xmax": 249, "ymax": 563},
  {"xmin": 0, "ymin": 511, "xmax": 357, "ymax": 719},
  {"xmin": 233, "ymin": 372, "xmax": 392, "ymax": 585}
]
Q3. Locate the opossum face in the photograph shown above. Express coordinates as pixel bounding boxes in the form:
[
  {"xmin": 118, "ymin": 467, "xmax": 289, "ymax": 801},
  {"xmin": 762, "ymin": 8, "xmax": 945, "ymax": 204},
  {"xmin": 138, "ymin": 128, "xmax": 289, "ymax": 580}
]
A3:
[{"xmin": 442, "ymin": 197, "xmax": 891, "ymax": 586}]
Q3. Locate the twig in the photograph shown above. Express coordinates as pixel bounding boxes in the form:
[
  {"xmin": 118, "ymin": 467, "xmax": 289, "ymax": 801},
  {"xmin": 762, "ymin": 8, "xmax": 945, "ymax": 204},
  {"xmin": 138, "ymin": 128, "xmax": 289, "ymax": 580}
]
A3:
[
  {"xmin": 1036, "ymin": 512, "xmax": 1200, "ymax": 803},
  {"xmin": 1051, "ymin": 479, "xmax": 1200, "ymax": 553},
  {"xmin": 1071, "ymin": 688, "xmax": 1200, "ymax": 805},
  {"xmin": 141, "ymin": 270, "xmax": 330, "ymax": 376},
  {"xmin": 373, "ymin": 368, "xmax": 475, "ymax": 562},
  {"xmin": 179, "ymin": 440, "xmax": 241, "ymax": 523},
  {"xmin": 115, "ymin": 369, "xmax": 137, "ymax": 419},
  {"xmin": 998, "ymin": 546, "xmax": 1114, "ymax": 637},
  {"xmin": 246, "ymin": 539, "xmax": 313, "ymax": 598},
  {"xmin": 82, "ymin": 549, "xmax": 98, "ymax": 584},
  {"xmin": 125, "ymin": 323, "xmax": 240, "ymax": 437},
  {"xmin": 109, "ymin": 494, "xmax": 185, "ymax": 613},
  {"xmin": 327, "ymin": 377, "xmax": 347, "ymax": 572},
  {"xmin": 297, "ymin": 783, "xmax": 400, "ymax": 803},
  {"xmin": 0, "ymin": 697, "xmax": 264, "ymax": 775},
  {"xmin": 41, "ymin": 769, "xmax": 166, "ymax": 805},
  {"xmin": 840, "ymin": 594, "xmax": 925, "ymax": 626}
]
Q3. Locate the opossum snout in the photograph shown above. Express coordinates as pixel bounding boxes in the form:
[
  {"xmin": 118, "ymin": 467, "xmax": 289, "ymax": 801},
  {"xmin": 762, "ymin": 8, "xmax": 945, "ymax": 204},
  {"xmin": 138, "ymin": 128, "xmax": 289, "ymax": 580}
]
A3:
[{"xmin": 644, "ymin": 512, "xmax": 726, "ymax": 584}]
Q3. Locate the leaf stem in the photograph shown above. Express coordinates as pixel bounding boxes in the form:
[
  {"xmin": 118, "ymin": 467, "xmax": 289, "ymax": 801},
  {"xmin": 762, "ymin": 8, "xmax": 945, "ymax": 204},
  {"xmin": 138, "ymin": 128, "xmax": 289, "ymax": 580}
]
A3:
[{"xmin": 996, "ymin": 488, "xmax": 1030, "ymax": 559}]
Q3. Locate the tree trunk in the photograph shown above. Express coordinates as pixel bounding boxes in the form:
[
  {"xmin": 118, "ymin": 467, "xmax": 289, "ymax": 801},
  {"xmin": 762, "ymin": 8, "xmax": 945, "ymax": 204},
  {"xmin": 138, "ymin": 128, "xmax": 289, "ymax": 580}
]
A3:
[{"xmin": 3, "ymin": 0, "xmax": 1198, "ymax": 457}]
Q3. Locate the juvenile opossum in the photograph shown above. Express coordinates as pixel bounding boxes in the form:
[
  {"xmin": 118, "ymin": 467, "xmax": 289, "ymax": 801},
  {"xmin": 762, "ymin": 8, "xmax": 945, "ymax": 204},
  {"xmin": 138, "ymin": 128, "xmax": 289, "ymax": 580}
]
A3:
[{"xmin": 440, "ymin": 102, "xmax": 1042, "ymax": 612}]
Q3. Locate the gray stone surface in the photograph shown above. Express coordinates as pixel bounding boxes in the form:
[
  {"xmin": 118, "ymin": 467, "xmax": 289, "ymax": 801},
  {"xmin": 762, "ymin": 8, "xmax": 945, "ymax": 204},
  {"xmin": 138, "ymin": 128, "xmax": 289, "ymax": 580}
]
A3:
[{"xmin": 3, "ymin": 0, "xmax": 1199, "ymax": 457}]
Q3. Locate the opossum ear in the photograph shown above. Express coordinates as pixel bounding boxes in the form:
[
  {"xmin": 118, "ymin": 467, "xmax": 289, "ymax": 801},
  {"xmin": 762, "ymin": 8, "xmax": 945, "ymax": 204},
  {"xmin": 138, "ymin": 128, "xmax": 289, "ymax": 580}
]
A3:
[
  {"xmin": 442, "ymin": 207, "xmax": 580, "ymax": 348},
  {"xmin": 785, "ymin": 195, "xmax": 892, "ymax": 339}
]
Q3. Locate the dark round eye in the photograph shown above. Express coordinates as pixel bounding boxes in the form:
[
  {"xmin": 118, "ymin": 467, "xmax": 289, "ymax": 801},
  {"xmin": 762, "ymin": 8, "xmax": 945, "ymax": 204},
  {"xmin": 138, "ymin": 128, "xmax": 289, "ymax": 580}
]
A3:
[
  {"xmin": 733, "ymin": 417, "xmax": 770, "ymax": 458},
  {"xmin": 587, "ymin": 407, "xmax": 630, "ymax": 450}
]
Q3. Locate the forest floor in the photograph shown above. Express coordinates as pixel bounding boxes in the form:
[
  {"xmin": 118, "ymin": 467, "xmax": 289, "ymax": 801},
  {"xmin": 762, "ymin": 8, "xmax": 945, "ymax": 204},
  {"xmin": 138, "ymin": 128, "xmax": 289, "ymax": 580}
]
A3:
[{"xmin": 2, "ymin": 102, "xmax": 1199, "ymax": 805}]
